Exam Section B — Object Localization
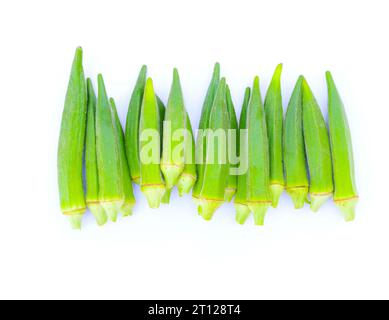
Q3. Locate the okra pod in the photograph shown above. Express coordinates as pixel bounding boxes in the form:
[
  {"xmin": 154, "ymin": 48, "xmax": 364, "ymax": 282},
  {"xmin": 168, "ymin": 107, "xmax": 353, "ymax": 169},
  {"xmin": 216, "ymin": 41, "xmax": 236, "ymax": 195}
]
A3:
[
  {"xmin": 85, "ymin": 78, "xmax": 107, "ymax": 226},
  {"xmin": 302, "ymin": 78, "xmax": 333, "ymax": 211},
  {"xmin": 125, "ymin": 65, "xmax": 147, "ymax": 184},
  {"xmin": 284, "ymin": 76, "xmax": 309, "ymax": 209},
  {"xmin": 96, "ymin": 74, "xmax": 124, "ymax": 221},
  {"xmin": 193, "ymin": 63, "xmax": 220, "ymax": 199},
  {"xmin": 176, "ymin": 110, "xmax": 197, "ymax": 196},
  {"xmin": 57, "ymin": 47, "xmax": 87, "ymax": 229},
  {"xmin": 224, "ymin": 84, "xmax": 238, "ymax": 202},
  {"xmin": 110, "ymin": 98, "xmax": 136, "ymax": 216},
  {"xmin": 234, "ymin": 87, "xmax": 251, "ymax": 224},
  {"xmin": 245, "ymin": 77, "xmax": 271, "ymax": 225},
  {"xmin": 326, "ymin": 71, "xmax": 358, "ymax": 221},
  {"xmin": 161, "ymin": 69, "xmax": 187, "ymax": 191},
  {"xmin": 264, "ymin": 64, "xmax": 284, "ymax": 208},
  {"xmin": 193, "ymin": 78, "xmax": 229, "ymax": 220},
  {"xmin": 139, "ymin": 78, "xmax": 166, "ymax": 208}
]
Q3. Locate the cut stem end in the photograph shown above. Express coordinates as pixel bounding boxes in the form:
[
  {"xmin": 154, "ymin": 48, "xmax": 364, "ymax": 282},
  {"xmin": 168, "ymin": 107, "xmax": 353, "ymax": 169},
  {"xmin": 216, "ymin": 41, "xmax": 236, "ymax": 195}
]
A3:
[
  {"xmin": 234, "ymin": 203, "xmax": 251, "ymax": 225},
  {"xmin": 287, "ymin": 187, "xmax": 309, "ymax": 209},
  {"xmin": 141, "ymin": 185, "xmax": 166, "ymax": 209},
  {"xmin": 270, "ymin": 184, "xmax": 284, "ymax": 208},
  {"xmin": 310, "ymin": 193, "xmax": 332, "ymax": 212}
]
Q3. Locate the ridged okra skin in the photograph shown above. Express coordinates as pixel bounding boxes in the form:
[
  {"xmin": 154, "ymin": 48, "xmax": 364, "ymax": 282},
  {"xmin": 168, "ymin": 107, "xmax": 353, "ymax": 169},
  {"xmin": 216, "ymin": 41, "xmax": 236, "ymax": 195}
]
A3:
[
  {"xmin": 57, "ymin": 47, "xmax": 87, "ymax": 230},
  {"xmin": 139, "ymin": 78, "xmax": 166, "ymax": 208},
  {"xmin": 193, "ymin": 63, "xmax": 220, "ymax": 198},
  {"xmin": 176, "ymin": 110, "xmax": 197, "ymax": 196},
  {"xmin": 264, "ymin": 64, "xmax": 284, "ymax": 208},
  {"xmin": 161, "ymin": 69, "xmax": 187, "ymax": 190},
  {"xmin": 245, "ymin": 77, "xmax": 271, "ymax": 225},
  {"xmin": 96, "ymin": 74, "xmax": 124, "ymax": 222},
  {"xmin": 302, "ymin": 79, "xmax": 333, "ymax": 212},
  {"xmin": 284, "ymin": 76, "xmax": 309, "ymax": 209},
  {"xmin": 110, "ymin": 98, "xmax": 136, "ymax": 217},
  {"xmin": 125, "ymin": 65, "xmax": 147, "ymax": 184},
  {"xmin": 85, "ymin": 79, "xmax": 107, "ymax": 226},
  {"xmin": 326, "ymin": 71, "xmax": 358, "ymax": 221},
  {"xmin": 234, "ymin": 87, "xmax": 251, "ymax": 224},
  {"xmin": 224, "ymin": 85, "xmax": 238, "ymax": 202},
  {"xmin": 193, "ymin": 78, "xmax": 230, "ymax": 220}
]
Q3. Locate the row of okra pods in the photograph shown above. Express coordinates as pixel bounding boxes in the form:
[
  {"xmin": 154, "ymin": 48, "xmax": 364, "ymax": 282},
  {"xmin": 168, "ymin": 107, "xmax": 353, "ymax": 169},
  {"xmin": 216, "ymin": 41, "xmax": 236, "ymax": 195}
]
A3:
[{"xmin": 58, "ymin": 47, "xmax": 358, "ymax": 229}]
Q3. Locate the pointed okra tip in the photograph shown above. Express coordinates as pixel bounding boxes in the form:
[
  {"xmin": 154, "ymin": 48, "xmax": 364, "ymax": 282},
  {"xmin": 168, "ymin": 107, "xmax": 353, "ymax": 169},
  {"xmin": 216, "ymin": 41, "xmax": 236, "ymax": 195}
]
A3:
[
  {"xmin": 272, "ymin": 63, "xmax": 283, "ymax": 80},
  {"xmin": 213, "ymin": 62, "xmax": 220, "ymax": 78},
  {"xmin": 74, "ymin": 46, "xmax": 83, "ymax": 61},
  {"xmin": 253, "ymin": 76, "xmax": 260, "ymax": 89},
  {"xmin": 173, "ymin": 67, "xmax": 180, "ymax": 81}
]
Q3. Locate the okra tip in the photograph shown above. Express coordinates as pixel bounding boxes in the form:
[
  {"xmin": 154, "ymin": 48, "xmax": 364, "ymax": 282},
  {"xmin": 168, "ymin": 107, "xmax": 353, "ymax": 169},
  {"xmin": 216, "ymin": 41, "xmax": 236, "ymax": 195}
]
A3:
[
  {"xmin": 253, "ymin": 76, "xmax": 260, "ymax": 88},
  {"xmin": 235, "ymin": 204, "xmax": 251, "ymax": 225},
  {"xmin": 68, "ymin": 214, "xmax": 83, "ymax": 230},
  {"xmin": 336, "ymin": 198, "xmax": 358, "ymax": 222},
  {"xmin": 74, "ymin": 46, "xmax": 83, "ymax": 60}
]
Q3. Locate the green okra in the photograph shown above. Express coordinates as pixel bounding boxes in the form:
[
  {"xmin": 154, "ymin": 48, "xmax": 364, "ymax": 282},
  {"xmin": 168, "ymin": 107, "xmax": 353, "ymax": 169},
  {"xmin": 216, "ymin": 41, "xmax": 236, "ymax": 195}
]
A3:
[
  {"xmin": 284, "ymin": 76, "xmax": 309, "ymax": 209},
  {"xmin": 326, "ymin": 71, "xmax": 358, "ymax": 221},
  {"xmin": 193, "ymin": 78, "xmax": 229, "ymax": 220},
  {"xmin": 234, "ymin": 87, "xmax": 251, "ymax": 224},
  {"xmin": 264, "ymin": 64, "xmax": 284, "ymax": 208},
  {"xmin": 245, "ymin": 77, "xmax": 271, "ymax": 225},
  {"xmin": 85, "ymin": 78, "xmax": 108, "ymax": 226},
  {"xmin": 57, "ymin": 47, "xmax": 87, "ymax": 230},
  {"xmin": 110, "ymin": 98, "xmax": 136, "ymax": 217},
  {"xmin": 96, "ymin": 74, "xmax": 124, "ymax": 221},
  {"xmin": 139, "ymin": 78, "xmax": 166, "ymax": 208},
  {"xmin": 302, "ymin": 78, "xmax": 333, "ymax": 211},
  {"xmin": 224, "ymin": 84, "xmax": 238, "ymax": 202},
  {"xmin": 161, "ymin": 69, "xmax": 187, "ymax": 191},
  {"xmin": 125, "ymin": 65, "xmax": 147, "ymax": 184},
  {"xmin": 193, "ymin": 63, "xmax": 220, "ymax": 199},
  {"xmin": 176, "ymin": 110, "xmax": 197, "ymax": 196}
]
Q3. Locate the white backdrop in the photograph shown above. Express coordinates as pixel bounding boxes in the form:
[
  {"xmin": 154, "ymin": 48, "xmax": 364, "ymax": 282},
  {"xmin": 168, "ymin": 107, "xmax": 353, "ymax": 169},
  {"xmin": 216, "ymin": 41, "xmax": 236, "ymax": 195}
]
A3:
[{"xmin": 0, "ymin": 0, "xmax": 388, "ymax": 299}]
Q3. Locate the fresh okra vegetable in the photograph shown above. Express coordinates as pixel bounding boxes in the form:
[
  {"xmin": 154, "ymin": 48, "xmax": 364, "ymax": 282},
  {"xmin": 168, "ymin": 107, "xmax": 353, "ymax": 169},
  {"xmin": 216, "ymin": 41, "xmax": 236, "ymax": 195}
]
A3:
[
  {"xmin": 85, "ymin": 78, "xmax": 108, "ymax": 226},
  {"xmin": 284, "ymin": 76, "xmax": 309, "ymax": 209},
  {"xmin": 264, "ymin": 64, "xmax": 284, "ymax": 208},
  {"xmin": 139, "ymin": 78, "xmax": 166, "ymax": 208},
  {"xmin": 57, "ymin": 47, "xmax": 87, "ymax": 229},
  {"xmin": 302, "ymin": 78, "xmax": 333, "ymax": 212},
  {"xmin": 244, "ymin": 77, "xmax": 271, "ymax": 225},
  {"xmin": 110, "ymin": 98, "xmax": 136, "ymax": 216},
  {"xmin": 125, "ymin": 65, "xmax": 147, "ymax": 184},
  {"xmin": 326, "ymin": 71, "xmax": 358, "ymax": 221},
  {"xmin": 224, "ymin": 85, "xmax": 238, "ymax": 202},
  {"xmin": 234, "ymin": 87, "xmax": 251, "ymax": 224},
  {"xmin": 193, "ymin": 63, "xmax": 220, "ymax": 199},
  {"xmin": 161, "ymin": 69, "xmax": 187, "ymax": 195},
  {"xmin": 96, "ymin": 74, "xmax": 124, "ymax": 221},
  {"xmin": 193, "ymin": 78, "xmax": 230, "ymax": 220},
  {"xmin": 176, "ymin": 110, "xmax": 197, "ymax": 196}
]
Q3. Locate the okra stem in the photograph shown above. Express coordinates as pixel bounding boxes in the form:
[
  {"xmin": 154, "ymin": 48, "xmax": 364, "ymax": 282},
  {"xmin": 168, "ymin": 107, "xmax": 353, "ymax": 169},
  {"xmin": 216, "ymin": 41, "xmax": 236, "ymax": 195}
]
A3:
[
  {"xmin": 85, "ymin": 78, "xmax": 107, "ymax": 226},
  {"xmin": 57, "ymin": 47, "xmax": 87, "ymax": 229},
  {"xmin": 110, "ymin": 98, "xmax": 136, "ymax": 217},
  {"xmin": 264, "ymin": 64, "xmax": 284, "ymax": 208},
  {"xmin": 302, "ymin": 78, "xmax": 333, "ymax": 211},
  {"xmin": 96, "ymin": 74, "xmax": 124, "ymax": 221},
  {"xmin": 139, "ymin": 78, "xmax": 166, "ymax": 208},
  {"xmin": 284, "ymin": 76, "xmax": 309, "ymax": 209},
  {"xmin": 326, "ymin": 71, "xmax": 358, "ymax": 221}
]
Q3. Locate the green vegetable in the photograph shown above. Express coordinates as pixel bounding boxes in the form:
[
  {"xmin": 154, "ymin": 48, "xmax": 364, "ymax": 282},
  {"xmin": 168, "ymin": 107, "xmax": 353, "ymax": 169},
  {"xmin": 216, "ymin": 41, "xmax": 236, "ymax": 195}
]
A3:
[
  {"xmin": 264, "ymin": 64, "xmax": 284, "ymax": 208},
  {"xmin": 245, "ymin": 77, "xmax": 271, "ymax": 225},
  {"xmin": 57, "ymin": 47, "xmax": 87, "ymax": 230},
  {"xmin": 224, "ymin": 85, "xmax": 238, "ymax": 202},
  {"xmin": 193, "ymin": 63, "xmax": 220, "ymax": 199},
  {"xmin": 326, "ymin": 71, "xmax": 358, "ymax": 221},
  {"xmin": 234, "ymin": 87, "xmax": 251, "ymax": 224},
  {"xmin": 110, "ymin": 98, "xmax": 136, "ymax": 216},
  {"xmin": 176, "ymin": 110, "xmax": 197, "ymax": 196},
  {"xmin": 302, "ymin": 78, "xmax": 333, "ymax": 211},
  {"xmin": 284, "ymin": 76, "xmax": 309, "ymax": 209},
  {"xmin": 125, "ymin": 65, "xmax": 147, "ymax": 184},
  {"xmin": 85, "ymin": 78, "xmax": 107, "ymax": 226},
  {"xmin": 161, "ymin": 69, "xmax": 187, "ymax": 193},
  {"xmin": 139, "ymin": 78, "xmax": 166, "ymax": 208},
  {"xmin": 193, "ymin": 78, "xmax": 229, "ymax": 220},
  {"xmin": 96, "ymin": 74, "xmax": 124, "ymax": 221}
]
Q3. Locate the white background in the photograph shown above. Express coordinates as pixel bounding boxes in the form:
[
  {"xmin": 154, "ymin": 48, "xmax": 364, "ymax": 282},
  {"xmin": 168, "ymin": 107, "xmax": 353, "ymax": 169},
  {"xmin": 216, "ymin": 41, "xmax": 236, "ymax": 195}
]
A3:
[{"xmin": 0, "ymin": 0, "xmax": 388, "ymax": 300}]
